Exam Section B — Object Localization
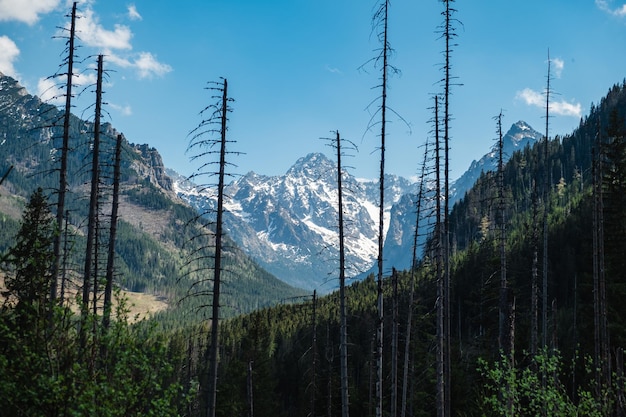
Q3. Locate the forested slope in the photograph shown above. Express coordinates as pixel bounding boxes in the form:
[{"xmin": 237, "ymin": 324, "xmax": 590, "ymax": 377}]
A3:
[{"xmin": 163, "ymin": 80, "xmax": 626, "ymax": 416}]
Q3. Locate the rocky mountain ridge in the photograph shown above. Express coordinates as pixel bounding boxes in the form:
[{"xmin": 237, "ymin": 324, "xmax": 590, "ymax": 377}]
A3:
[{"xmin": 175, "ymin": 122, "xmax": 542, "ymax": 292}]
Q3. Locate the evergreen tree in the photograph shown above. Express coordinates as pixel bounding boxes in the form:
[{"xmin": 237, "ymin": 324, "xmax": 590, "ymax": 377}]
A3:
[{"xmin": 2, "ymin": 187, "xmax": 55, "ymax": 320}]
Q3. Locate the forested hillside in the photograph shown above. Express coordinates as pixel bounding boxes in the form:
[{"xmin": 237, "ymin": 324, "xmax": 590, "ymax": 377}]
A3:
[
  {"xmin": 158, "ymin": 80, "xmax": 626, "ymax": 416},
  {"xmin": 0, "ymin": 72, "xmax": 305, "ymax": 323}
]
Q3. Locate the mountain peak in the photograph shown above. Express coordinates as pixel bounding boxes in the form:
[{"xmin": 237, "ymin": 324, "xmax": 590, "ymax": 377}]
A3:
[
  {"xmin": 286, "ymin": 152, "xmax": 334, "ymax": 177},
  {"xmin": 504, "ymin": 120, "xmax": 543, "ymax": 152}
]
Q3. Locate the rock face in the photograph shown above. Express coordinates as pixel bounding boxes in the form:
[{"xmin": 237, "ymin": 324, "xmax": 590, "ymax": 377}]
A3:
[{"xmin": 131, "ymin": 143, "xmax": 173, "ymax": 192}]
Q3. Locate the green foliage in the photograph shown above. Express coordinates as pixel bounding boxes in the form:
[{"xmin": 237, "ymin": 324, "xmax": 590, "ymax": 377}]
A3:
[
  {"xmin": 123, "ymin": 180, "xmax": 174, "ymax": 211},
  {"xmin": 479, "ymin": 350, "xmax": 607, "ymax": 417},
  {"xmin": 0, "ymin": 190, "xmax": 185, "ymax": 416}
]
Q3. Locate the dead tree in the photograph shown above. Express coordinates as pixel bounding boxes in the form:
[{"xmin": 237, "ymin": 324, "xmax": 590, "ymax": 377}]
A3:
[
  {"xmin": 335, "ymin": 131, "xmax": 351, "ymax": 417},
  {"xmin": 311, "ymin": 290, "xmax": 318, "ymax": 417},
  {"xmin": 0, "ymin": 165, "xmax": 13, "ymax": 186},
  {"xmin": 367, "ymin": 2, "xmax": 394, "ymax": 414},
  {"xmin": 80, "ymin": 54, "xmax": 104, "ymax": 348},
  {"xmin": 375, "ymin": 2, "xmax": 389, "ymax": 413},
  {"xmin": 102, "ymin": 133, "xmax": 122, "ymax": 331},
  {"xmin": 434, "ymin": 95, "xmax": 446, "ymax": 417},
  {"xmin": 401, "ymin": 142, "xmax": 428, "ymax": 417},
  {"xmin": 438, "ymin": 2, "xmax": 460, "ymax": 414},
  {"xmin": 495, "ymin": 111, "xmax": 510, "ymax": 357},
  {"xmin": 187, "ymin": 78, "xmax": 236, "ymax": 417},
  {"xmin": 51, "ymin": 1, "xmax": 77, "ymax": 304},
  {"xmin": 391, "ymin": 268, "xmax": 399, "ymax": 417},
  {"xmin": 541, "ymin": 52, "xmax": 552, "ymax": 353}
]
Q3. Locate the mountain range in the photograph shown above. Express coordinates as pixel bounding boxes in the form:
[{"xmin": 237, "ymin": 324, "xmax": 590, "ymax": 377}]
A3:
[
  {"xmin": 0, "ymin": 69, "xmax": 545, "ymax": 297},
  {"xmin": 174, "ymin": 120, "xmax": 543, "ymax": 291}
]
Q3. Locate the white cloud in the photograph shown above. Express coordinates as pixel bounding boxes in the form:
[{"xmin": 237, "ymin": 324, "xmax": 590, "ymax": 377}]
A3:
[
  {"xmin": 134, "ymin": 52, "xmax": 172, "ymax": 79},
  {"xmin": 551, "ymin": 57, "xmax": 564, "ymax": 78},
  {"xmin": 75, "ymin": 6, "xmax": 133, "ymax": 50},
  {"xmin": 0, "ymin": 36, "xmax": 20, "ymax": 79},
  {"xmin": 596, "ymin": 0, "xmax": 626, "ymax": 17},
  {"xmin": 0, "ymin": 0, "xmax": 60, "ymax": 25},
  {"xmin": 67, "ymin": 6, "xmax": 171, "ymax": 79},
  {"xmin": 551, "ymin": 100, "xmax": 583, "ymax": 117},
  {"xmin": 516, "ymin": 88, "xmax": 544, "ymax": 107},
  {"xmin": 104, "ymin": 50, "xmax": 171, "ymax": 79},
  {"xmin": 127, "ymin": 4, "xmax": 142, "ymax": 21},
  {"xmin": 109, "ymin": 102, "xmax": 132, "ymax": 116},
  {"xmin": 516, "ymin": 88, "xmax": 582, "ymax": 118},
  {"xmin": 37, "ymin": 76, "xmax": 64, "ymax": 104}
]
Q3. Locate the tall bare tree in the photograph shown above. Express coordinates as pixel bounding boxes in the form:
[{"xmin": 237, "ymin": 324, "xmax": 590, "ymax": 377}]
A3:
[
  {"xmin": 362, "ymin": 1, "xmax": 395, "ymax": 414},
  {"xmin": 541, "ymin": 52, "xmax": 552, "ymax": 353},
  {"xmin": 51, "ymin": 1, "xmax": 77, "ymax": 304},
  {"xmin": 495, "ymin": 111, "xmax": 510, "ymax": 357},
  {"xmin": 401, "ymin": 142, "xmax": 428, "ymax": 417},
  {"xmin": 375, "ymin": 2, "xmax": 389, "ymax": 414},
  {"xmin": 438, "ymin": 2, "xmax": 460, "ymax": 414},
  {"xmin": 102, "ymin": 133, "xmax": 122, "ymax": 332},
  {"xmin": 335, "ymin": 131, "xmax": 351, "ymax": 417},
  {"xmin": 434, "ymin": 95, "xmax": 446, "ymax": 417},
  {"xmin": 80, "ymin": 54, "xmax": 104, "ymax": 348},
  {"xmin": 187, "ymin": 78, "xmax": 235, "ymax": 417}
]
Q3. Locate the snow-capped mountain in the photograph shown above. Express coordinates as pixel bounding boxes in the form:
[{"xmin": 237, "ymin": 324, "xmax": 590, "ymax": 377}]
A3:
[
  {"xmin": 450, "ymin": 120, "xmax": 543, "ymax": 203},
  {"xmin": 174, "ymin": 152, "xmax": 417, "ymax": 292},
  {"xmin": 174, "ymin": 121, "xmax": 541, "ymax": 292}
]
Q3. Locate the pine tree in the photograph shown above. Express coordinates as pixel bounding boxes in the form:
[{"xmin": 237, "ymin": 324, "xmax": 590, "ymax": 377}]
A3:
[{"xmin": 2, "ymin": 187, "xmax": 55, "ymax": 320}]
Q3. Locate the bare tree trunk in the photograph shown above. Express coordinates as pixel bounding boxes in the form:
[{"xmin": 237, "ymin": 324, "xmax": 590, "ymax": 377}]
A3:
[
  {"xmin": 391, "ymin": 268, "xmax": 399, "ymax": 417},
  {"xmin": 336, "ymin": 131, "xmax": 350, "ymax": 417},
  {"xmin": 59, "ymin": 210, "xmax": 69, "ymax": 305},
  {"xmin": 375, "ymin": 2, "xmax": 389, "ymax": 415},
  {"xmin": 441, "ymin": 3, "xmax": 457, "ymax": 414},
  {"xmin": 311, "ymin": 290, "xmax": 318, "ymax": 417},
  {"xmin": 0, "ymin": 165, "xmax": 13, "ymax": 186},
  {"xmin": 81, "ymin": 54, "xmax": 103, "ymax": 348},
  {"xmin": 102, "ymin": 134, "xmax": 122, "ymax": 331},
  {"xmin": 542, "ymin": 52, "xmax": 551, "ymax": 354},
  {"xmin": 206, "ymin": 78, "xmax": 229, "ymax": 417},
  {"xmin": 401, "ymin": 143, "xmax": 427, "ymax": 417},
  {"xmin": 52, "ymin": 1, "xmax": 77, "ymax": 304},
  {"xmin": 496, "ymin": 111, "xmax": 509, "ymax": 357},
  {"xmin": 326, "ymin": 322, "xmax": 334, "ymax": 417},
  {"xmin": 434, "ymin": 95, "xmax": 445, "ymax": 417}
]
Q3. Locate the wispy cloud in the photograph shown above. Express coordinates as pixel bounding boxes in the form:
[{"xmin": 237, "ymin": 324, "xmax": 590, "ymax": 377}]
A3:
[
  {"xmin": 66, "ymin": 5, "xmax": 171, "ymax": 79},
  {"xmin": 551, "ymin": 57, "xmax": 564, "ymax": 78},
  {"xmin": 109, "ymin": 102, "xmax": 132, "ymax": 116},
  {"xmin": 75, "ymin": 6, "xmax": 133, "ymax": 50},
  {"xmin": 0, "ymin": 36, "xmax": 20, "ymax": 79},
  {"xmin": 596, "ymin": 0, "xmax": 626, "ymax": 17},
  {"xmin": 516, "ymin": 88, "xmax": 582, "ymax": 118},
  {"xmin": 127, "ymin": 4, "xmax": 142, "ymax": 21},
  {"xmin": 0, "ymin": 0, "xmax": 60, "ymax": 25},
  {"xmin": 325, "ymin": 65, "xmax": 343, "ymax": 75},
  {"xmin": 106, "ymin": 51, "xmax": 172, "ymax": 79}
]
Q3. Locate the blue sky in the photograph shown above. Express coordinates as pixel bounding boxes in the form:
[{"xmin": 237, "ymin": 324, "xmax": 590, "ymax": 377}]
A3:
[{"xmin": 1, "ymin": 0, "xmax": 625, "ymax": 182}]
